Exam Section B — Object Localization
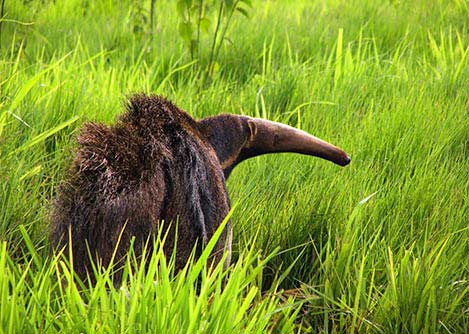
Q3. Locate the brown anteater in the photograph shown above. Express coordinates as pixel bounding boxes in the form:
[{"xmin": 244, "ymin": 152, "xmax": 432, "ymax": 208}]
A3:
[{"xmin": 50, "ymin": 94, "xmax": 350, "ymax": 282}]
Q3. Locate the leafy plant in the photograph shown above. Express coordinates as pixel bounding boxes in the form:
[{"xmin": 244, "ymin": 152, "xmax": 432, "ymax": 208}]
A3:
[
  {"xmin": 129, "ymin": 0, "xmax": 150, "ymax": 36},
  {"xmin": 176, "ymin": 0, "xmax": 252, "ymax": 80}
]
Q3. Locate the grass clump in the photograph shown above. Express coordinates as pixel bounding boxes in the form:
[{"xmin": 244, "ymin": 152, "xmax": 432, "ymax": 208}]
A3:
[{"xmin": 0, "ymin": 226, "xmax": 301, "ymax": 333}]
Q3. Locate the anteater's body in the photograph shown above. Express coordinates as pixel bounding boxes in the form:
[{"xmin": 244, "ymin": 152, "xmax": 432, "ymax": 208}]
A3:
[
  {"xmin": 51, "ymin": 96, "xmax": 231, "ymax": 280},
  {"xmin": 51, "ymin": 94, "xmax": 350, "ymax": 282}
]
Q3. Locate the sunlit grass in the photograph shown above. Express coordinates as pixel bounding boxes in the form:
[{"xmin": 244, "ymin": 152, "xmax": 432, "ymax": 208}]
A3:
[
  {"xmin": 1, "ymin": 0, "xmax": 468, "ymax": 332},
  {"xmin": 0, "ymin": 223, "xmax": 301, "ymax": 333}
]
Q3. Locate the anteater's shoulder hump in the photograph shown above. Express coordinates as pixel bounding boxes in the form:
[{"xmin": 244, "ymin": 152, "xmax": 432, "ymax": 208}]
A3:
[
  {"xmin": 119, "ymin": 94, "xmax": 197, "ymax": 133},
  {"xmin": 72, "ymin": 95, "xmax": 201, "ymax": 185}
]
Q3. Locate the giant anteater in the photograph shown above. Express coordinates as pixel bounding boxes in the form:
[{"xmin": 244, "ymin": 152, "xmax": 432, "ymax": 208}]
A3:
[{"xmin": 51, "ymin": 94, "xmax": 350, "ymax": 282}]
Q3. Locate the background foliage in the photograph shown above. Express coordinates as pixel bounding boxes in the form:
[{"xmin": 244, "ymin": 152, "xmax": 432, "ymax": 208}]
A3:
[{"xmin": 0, "ymin": 0, "xmax": 468, "ymax": 332}]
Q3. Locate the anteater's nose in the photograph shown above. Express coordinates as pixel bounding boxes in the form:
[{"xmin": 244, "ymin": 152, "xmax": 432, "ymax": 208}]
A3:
[{"xmin": 343, "ymin": 155, "xmax": 351, "ymax": 166}]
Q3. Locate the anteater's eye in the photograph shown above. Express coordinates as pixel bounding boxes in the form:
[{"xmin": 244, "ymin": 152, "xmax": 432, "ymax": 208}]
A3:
[{"xmin": 273, "ymin": 134, "xmax": 280, "ymax": 146}]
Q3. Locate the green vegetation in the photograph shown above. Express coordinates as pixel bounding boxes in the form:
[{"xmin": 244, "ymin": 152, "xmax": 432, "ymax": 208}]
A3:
[{"xmin": 1, "ymin": 0, "xmax": 468, "ymax": 332}]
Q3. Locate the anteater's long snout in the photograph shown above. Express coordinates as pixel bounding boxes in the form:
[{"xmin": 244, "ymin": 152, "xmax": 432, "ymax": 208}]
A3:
[{"xmin": 243, "ymin": 117, "xmax": 351, "ymax": 166}]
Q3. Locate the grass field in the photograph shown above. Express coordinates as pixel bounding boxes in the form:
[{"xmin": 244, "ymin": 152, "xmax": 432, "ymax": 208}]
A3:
[{"xmin": 1, "ymin": 0, "xmax": 469, "ymax": 332}]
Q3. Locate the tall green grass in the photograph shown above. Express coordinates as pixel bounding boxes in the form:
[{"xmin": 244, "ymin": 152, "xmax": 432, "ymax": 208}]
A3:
[
  {"xmin": 0, "ymin": 223, "xmax": 301, "ymax": 333},
  {"xmin": 1, "ymin": 0, "xmax": 468, "ymax": 332}
]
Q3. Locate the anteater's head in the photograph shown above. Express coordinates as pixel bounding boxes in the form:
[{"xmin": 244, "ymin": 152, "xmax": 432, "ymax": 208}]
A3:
[{"xmin": 198, "ymin": 115, "xmax": 351, "ymax": 178}]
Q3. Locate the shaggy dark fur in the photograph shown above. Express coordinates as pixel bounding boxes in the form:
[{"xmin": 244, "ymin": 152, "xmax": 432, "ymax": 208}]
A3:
[{"xmin": 51, "ymin": 95, "xmax": 231, "ymax": 282}]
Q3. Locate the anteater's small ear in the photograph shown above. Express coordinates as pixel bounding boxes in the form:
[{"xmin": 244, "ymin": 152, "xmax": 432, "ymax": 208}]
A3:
[{"xmin": 246, "ymin": 119, "xmax": 258, "ymax": 141}]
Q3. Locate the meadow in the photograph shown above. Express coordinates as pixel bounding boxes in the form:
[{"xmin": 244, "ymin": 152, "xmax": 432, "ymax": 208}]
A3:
[{"xmin": 1, "ymin": 0, "xmax": 468, "ymax": 332}]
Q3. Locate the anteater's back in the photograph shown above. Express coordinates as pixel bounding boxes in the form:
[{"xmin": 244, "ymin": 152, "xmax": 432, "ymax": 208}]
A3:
[{"xmin": 51, "ymin": 95, "xmax": 230, "ymax": 282}]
